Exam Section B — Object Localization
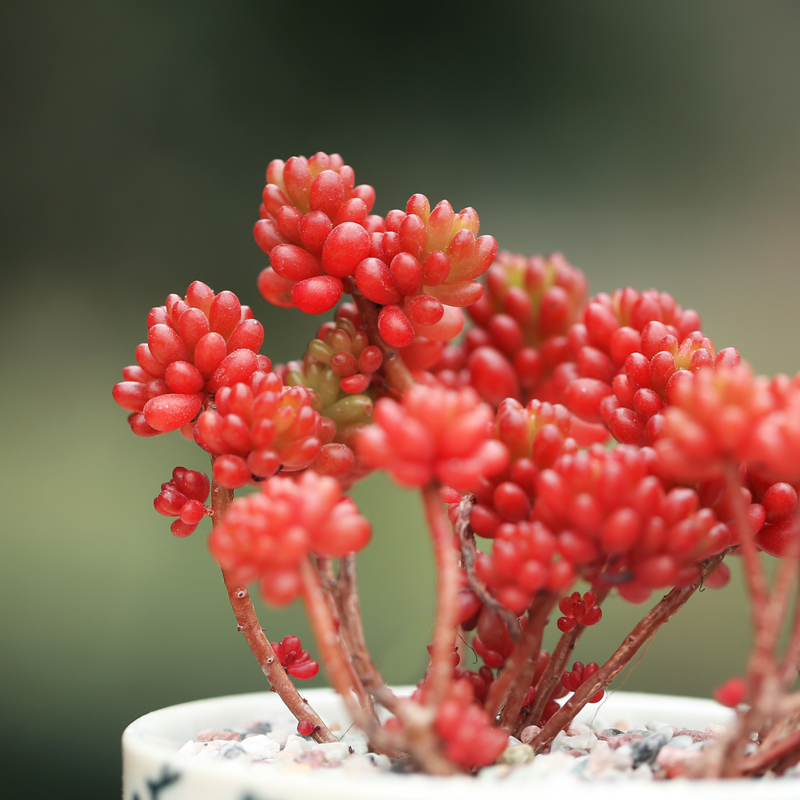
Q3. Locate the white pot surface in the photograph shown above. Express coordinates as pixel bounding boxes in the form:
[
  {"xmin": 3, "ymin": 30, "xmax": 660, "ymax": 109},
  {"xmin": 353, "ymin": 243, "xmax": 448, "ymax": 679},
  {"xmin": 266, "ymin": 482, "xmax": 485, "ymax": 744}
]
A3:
[{"xmin": 123, "ymin": 688, "xmax": 800, "ymax": 799}]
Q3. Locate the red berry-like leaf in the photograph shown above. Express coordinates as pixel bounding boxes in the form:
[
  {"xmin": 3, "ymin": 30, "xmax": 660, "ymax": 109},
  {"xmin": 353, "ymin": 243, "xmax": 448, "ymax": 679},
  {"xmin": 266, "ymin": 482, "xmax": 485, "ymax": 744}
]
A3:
[
  {"xmin": 153, "ymin": 468, "xmax": 210, "ymax": 536},
  {"xmin": 714, "ymin": 676, "xmax": 747, "ymax": 707},
  {"xmin": 271, "ymin": 634, "xmax": 320, "ymax": 680}
]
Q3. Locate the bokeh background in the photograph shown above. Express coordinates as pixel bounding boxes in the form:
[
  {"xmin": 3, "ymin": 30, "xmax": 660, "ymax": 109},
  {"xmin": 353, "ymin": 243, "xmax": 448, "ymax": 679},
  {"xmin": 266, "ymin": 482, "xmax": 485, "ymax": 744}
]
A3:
[{"xmin": 2, "ymin": 1, "xmax": 800, "ymax": 797}]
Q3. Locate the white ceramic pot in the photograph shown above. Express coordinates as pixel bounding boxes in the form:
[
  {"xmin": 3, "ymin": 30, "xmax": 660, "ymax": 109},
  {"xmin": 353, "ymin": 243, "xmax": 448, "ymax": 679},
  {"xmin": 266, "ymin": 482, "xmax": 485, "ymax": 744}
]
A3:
[{"xmin": 123, "ymin": 688, "xmax": 800, "ymax": 799}]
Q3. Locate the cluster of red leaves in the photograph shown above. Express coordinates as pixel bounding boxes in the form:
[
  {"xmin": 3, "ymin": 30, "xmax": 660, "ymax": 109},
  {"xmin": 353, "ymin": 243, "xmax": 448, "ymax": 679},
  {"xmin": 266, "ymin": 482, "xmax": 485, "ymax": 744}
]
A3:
[
  {"xmin": 357, "ymin": 385, "xmax": 508, "ymax": 493},
  {"xmin": 557, "ymin": 590, "xmax": 603, "ymax": 633},
  {"xmin": 278, "ymin": 305, "xmax": 379, "ymax": 484},
  {"xmin": 209, "ymin": 472, "xmax": 371, "ymax": 605},
  {"xmin": 465, "ymin": 251, "xmax": 588, "ymax": 402},
  {"xmin": 195, "ymin": 372, "xmax": 323, "ymax": 489},
  {"xmin": 271, "ymin": 635, "xmax": 320, "ymax": 680},
  {"xmin": 464, "ymin": 398, "xmax": 576, "ymax": 538},
  {"xmin": 114, "ymin": 152, "xmax": 800, "ymax": 776},
  {"xmin": 254, "ymin": 151, "xmax": 497, "ymax": 359},
  {"xmin": 113, "ymin": 282, "xmax": 268, "ymax": 436},
  {"xmin": 561, "ymin": 660, "xmax": 604, "ymax": 703},
  {"xmin": 254, "ymin": 152, "xmax": 378, "ymax": 313},
  {"xmin": 153, "ymin": 467, "xmax": 210, "ymax": 537}
]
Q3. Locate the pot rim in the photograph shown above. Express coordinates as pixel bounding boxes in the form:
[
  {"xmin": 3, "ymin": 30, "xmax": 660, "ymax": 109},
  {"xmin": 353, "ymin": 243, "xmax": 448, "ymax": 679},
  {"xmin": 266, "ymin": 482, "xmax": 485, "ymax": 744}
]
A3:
[{"xmin": 122, "ymin": 688, "xmax": 799, "ymax": 800}]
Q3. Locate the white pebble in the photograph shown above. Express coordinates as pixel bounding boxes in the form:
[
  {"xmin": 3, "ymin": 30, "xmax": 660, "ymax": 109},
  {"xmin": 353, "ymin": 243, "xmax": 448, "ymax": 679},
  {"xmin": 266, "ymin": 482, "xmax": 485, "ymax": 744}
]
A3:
[
  {"xmin": 314, "ymin": 741, "xmax": 351, "ymax": 762},
  {"xmin": 176, "ymin": 740, "xmax": 198, "ymax": 757},
  {"xmin": 240, "ymin": 734, "xmax": 280, "ymax": 760},
  {"xmin": 338, "ymin": 733, "xmax": 369, "ymax": 755},
  {"xmin": 568, "ymin": 722, "xmax": 592, "ymax": 737},
  {"xmin": 632, "ymin": 762, "xmax": 654, "ymax": 780},
  {"xmin": 266, "ymin": 727, "xmax": 292, "ymax": 746},
  {"xmin": 194, "ymin": 740, "xmax": 227, "ymax": 761},
  {"xmin": 343, "ymin": 753, "xmax": 379, "ymax": 774},
  {"xmin": 528, "ymin": 751, "xmax": 576, "ymax": 778},
  {"xmin": 551, "ymin": 730, "xmax": 598, "ymax": 752},
  {"xmin": 219, "ymin": 742, "xmax": 246, "ymax": 761},
  {"xmin": 584, "ymin": 741, "xmax": 634, "ymax": 778},
  {"xmin": 284, "ymin": 734, "xmax": 312, "ymax": 753}
]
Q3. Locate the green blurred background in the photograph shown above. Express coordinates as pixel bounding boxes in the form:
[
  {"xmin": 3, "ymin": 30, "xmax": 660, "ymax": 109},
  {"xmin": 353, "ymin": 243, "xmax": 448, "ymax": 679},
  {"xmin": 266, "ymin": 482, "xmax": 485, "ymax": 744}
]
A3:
[{"xmin": 2, "ymin": 1, "xmax": 800, "ymax": 797}]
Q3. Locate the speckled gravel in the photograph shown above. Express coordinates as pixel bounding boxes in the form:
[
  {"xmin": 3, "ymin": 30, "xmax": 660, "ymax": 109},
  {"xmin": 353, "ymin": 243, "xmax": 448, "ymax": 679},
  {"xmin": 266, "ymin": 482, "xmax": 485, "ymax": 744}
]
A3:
[{"xmin": 175, "ymin": 715, "xmax": 800, "ymax": 781}]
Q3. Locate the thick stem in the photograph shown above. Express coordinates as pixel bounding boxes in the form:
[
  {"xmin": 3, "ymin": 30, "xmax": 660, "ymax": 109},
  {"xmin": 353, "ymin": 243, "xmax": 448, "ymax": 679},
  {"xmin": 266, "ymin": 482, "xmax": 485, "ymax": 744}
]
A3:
[
  {"xmin": 727, "ymin": 464, "xmax": 769, "ymax": 630},
  {"xmin": 314, "ymin": 557, "xmax": 375, "ymax": 721},
  {"xmin": 299, "ymin": 557, "xmax": 407, "ymax": 758},
  {"xmin": 422, "ymin": 483, "xmax": 461, "ymax": 708},
  {"xmin": 482, "ymin": 593, "xmax": 555, "ymax": 729},
  {"xmin": 333, "ymin": 555, "xmax": 402, "ymax": 715},
  {"xmin": 299, "ymin": 557, "xmax": 363, "ymax": 716},
  {"xmin": 717, "ymin": 466, "xmax": 783, "ymax": 775},
  {"xmin": 776, "ymin": 525, "xmax": 800, "ymax": 688},
  {"xmin": 455, "ymin": 494, "xmax": 521, "ymax": 640},
  {"xmin": 500, "ymin": 596, "xmax": 556, "ymax": 730},
  {"xmin": 741, "ymin": 723, "xmax": 800, "ymax": 776},
  {"xmin": 517, "ymin": 587, "xmax": 610, "ymax": 735},
  {"xmin": 211, "ymin": 475, "xmax": 336, "ymax": 743},
  {"xmin": 529, "ymin": 558, "xmax": 723, "ymax": 753}
]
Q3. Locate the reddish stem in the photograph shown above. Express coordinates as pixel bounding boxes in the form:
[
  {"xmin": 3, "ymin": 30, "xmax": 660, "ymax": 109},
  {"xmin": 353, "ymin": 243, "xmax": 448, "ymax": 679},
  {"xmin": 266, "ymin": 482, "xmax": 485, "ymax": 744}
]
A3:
[
  {"xmin": 727, "ymin": 464, "xmax": 769, "ymax": 630},
  {"xmin": 517, "ymin": 587, "xmax": 610, "ymax": 735},
  {"xmin": 211, "ymin": 474, "xmax": 336, "ymax": 743},
  {"xmin": 741, "ymin": 724, "xmax": 800, "ymax": 776},
  {"xmin": 314, "ymin": 557, "xmax": 376, "ymax": 722},
  {"xmin": 422, "ymin": 483, "xmax": 461, "ymax": 708},
  {"xmin": 483, "ymin": 593, "xmax": 555, "ymax": 725},
  {"xmin": 718, "ymin": 466, "xmax": 782, "ymax": 774},
  {"xmin": 299, "ymin": 557, "xmax": 406, "ymax": 758},
  {"xmin": 455, "ymin": 494, "xmax": 521, "ymax": 639},
  {"xmin": 332, "ymin": 555, "xmax": 402, "ymax": 715},
  {"xmin": 529, "ymin": 559, "xmax": 722, "ymax": 753},
  {"xmin": 299, "ymin": 557, "xmax": 362, "ymax": 715}
]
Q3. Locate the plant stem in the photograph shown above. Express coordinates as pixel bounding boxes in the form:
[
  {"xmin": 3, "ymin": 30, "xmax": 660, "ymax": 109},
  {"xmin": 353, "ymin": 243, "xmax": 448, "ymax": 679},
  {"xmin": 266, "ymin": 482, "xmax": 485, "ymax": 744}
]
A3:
[
  {"xmin": 314, "ymin": 557, "xmax": 376, "ymax": 722},
  {"xmin": 211, "ymin": 474, "xmax": 336, "ymax": 743},
  {"xmin": 422, "ymin": 482, "xmax": 460, "ymax": 708},
  {"xmin": 454, "ymin": 494, "xmax": 521, "ymax": 640},
  {"xmin": 775, "ymin": 517, "xmax": 800, "ymax": 688},
  {"xmin": 716, "ymin": 466, "xmax": 783, "ymax": 775},
  {"xmin": 332, "ymin": 554, "xmax": 402, "ymax": 715},
  {"xmin": 299, "ymin": 557, "xmax": 363, "ymax": 715},
  {"xmin": 726, "ymin": 464, "xmax": 769, "ymax": 629},
  {"xmin": 299, "ymin": 557, "xmax": 406, "ymax": 758},
  {"xmin": 483, "ymin": 593, "xmax": 555, "ymax": 729},
  {"xmin": 529, "ymin": 557, "xmax": 723, "ymax": 753},
  {"xmin": 741, "ymin": 724, "xmax": 800, "ymax": 776},
  {"xmin": 517, "ymin": 587, "xmax": 610, "ymax": 735}
]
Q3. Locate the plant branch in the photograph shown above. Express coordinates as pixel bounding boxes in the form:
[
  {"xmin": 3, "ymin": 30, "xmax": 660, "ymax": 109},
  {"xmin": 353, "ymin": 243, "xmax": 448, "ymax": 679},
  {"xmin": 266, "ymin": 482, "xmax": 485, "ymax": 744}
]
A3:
[
  {"xmin": 517, "ymin": 586, "xmax": 611, "ymax": 735},
  {"xmin": 483, "ymin": 593, "xmax": 555, "ymax": 726},
  {"xmin": 332, "ymin": 554, "xmax": 402, "ymax": 715},
  {"xmin": 211, "ymin": 473, "xmax": 336, "ymax": 743},
  {"xmin": 454, "ymin": 494, "xmax": 521, "ymax": 640},
  {"xmin": 422, "ymin": 482, "xmax": 461, "ymax": 708},
  {"xmin": 314, "ymin": 556, "xmax": 376, "ymax": 723},
  {"xmin": 529, "ymin": 557, "xmax": 724, "ymax": 753}
]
